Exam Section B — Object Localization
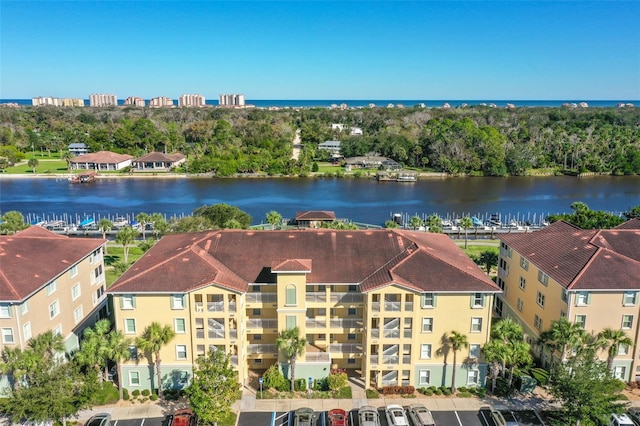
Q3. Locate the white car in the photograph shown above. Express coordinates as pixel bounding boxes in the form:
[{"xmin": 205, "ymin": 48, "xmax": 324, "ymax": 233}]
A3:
[
  {"xmin": 610, "ymin": 413, "xmax": 635, "ymax": 426},
  {"xmin": 407, "ymin": 404, "xmax": 436, "ymax": 426},
  {"xmin": 358, "ymin": 406, "xmax": 380, "ymax": 426},
  {"xmin": 385, "ymin": 404, "xmax": 409, "ymax": 426}
]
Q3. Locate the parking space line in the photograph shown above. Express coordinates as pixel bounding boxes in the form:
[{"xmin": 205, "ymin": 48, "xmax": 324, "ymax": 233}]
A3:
[
  {"xmin": 113, "ymin": 421, "xmax": 118, "ymax": 426},
  {"xmin": 479, "ymin": 411, "xmax": 490, "ymax": 426},
  {"xmin": 454, "ymin": 411, "xmax": 463, "ymax": 426},
  {"xmin": 140, "ymin": 420, "xmax": 145, "ymax": 426}
]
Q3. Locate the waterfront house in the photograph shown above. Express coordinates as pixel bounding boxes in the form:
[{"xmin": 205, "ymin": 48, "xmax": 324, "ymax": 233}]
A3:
[
  {"xmin": 0, "ymin": 227, "xmax": 108, "ymax": 390},
  {"xmin": 132, "ymin": 152, "xmax": 186, "ymax": 172},
  {"xmin": 318, "ymin": 141, "xmax": 342, "ymax": 157},
  {"xmin": 294, "ymin": 211, "xmax": 337, "ymax": 228},
  {"xmin": 108, "ymin": 229, "xmax": 499, "ymax": 392},
  {"xmin": 344, "ymin": 155, "xmax": 387, "ymax": 170},
  {"xmin": 70, "ymin": 151, "xmax": 134, "ymax": 171},
  {"xmin": 68, "ymin": 143, "xmax": 89, "ymax": 156},
  {"xmin": 495, "ymin": 218, "xmax": 640, "ymax": 382}
]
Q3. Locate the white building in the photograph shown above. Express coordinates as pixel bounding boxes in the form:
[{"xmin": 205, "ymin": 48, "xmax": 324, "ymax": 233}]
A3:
[
  {"xmin": 89, "ymin": 94, "xmax": 117, "ymax": 107},
  {"xmin": 149, "ymin": 97, "xmax": 174, "ymax": 108},
  {"xmin": 178, "ymin": 94, "xmax": 206, "ymax": 107},
  {"xmin": 32, "ymin": 97, "xmax": 62, "ymax": 106},
  {"xmin": 219, "ymin": 94, "xmax": 245, "ymax": 107},
  {"xmin": 124, "ymin": 96, "xmax": 145, "ymax": 107}
]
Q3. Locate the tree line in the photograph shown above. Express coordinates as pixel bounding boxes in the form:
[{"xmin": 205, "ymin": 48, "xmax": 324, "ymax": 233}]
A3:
[{"xmin": 1, "ymin": 105, "xmax": 639, "ymax": 176}]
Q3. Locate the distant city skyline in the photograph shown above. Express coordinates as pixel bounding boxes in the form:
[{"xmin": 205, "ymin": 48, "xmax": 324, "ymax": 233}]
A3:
[{"xmin": 1, "ymin": 1, "xmax": 639, "ymax": 100}]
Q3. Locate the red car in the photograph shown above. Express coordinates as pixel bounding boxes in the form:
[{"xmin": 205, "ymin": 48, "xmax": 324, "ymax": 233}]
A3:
[
  {"xmin": 328, "ymin": 409, "xmax": 349, "ymax": 426},
  {"xmin": 169, "ymin": 409, "xmax": 197, "ymax": 426}
]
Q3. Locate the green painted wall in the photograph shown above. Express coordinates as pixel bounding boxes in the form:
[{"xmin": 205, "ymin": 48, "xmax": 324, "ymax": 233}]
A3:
[{"xmin": 121, "ymin": 364, "xmax": 193, "ymax": 392}]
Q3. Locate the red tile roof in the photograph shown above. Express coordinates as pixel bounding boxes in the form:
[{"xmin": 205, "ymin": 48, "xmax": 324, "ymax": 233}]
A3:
[
  {"xmin": 70, "ymin": 150, "xmax": 133, "ymax": 164},
  {"xmin": 109, "ymin": 229, "xmax": 499, "ymax": 294},
  {"xmin": 295, "ymin": 211, "xmax": 336, "ymax": 221},
  {"xmin": 499, "ymin": 220, "xmax": 640, "ymax": 290},
  {"xmin": 0, "ymin": 227, "xmax": 106, "ymax": 301},
  {"xmin": 616, "ymin": 218, "xmax": 640, "ymax": 230},
  {"xmin": 134, "ymin": 152, "xmax": 185, "ymax": 163}
]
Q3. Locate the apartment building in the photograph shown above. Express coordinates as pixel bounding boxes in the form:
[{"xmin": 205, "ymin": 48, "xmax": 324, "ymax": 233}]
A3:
[
  {"xmin": 149, "ymin": 97, "xmax": 174, "ymax": 108},
  {"xmin": 124, "ymin": 96, "xmax": 146, "ymax": 107},
  {"xmin": 178, "ymin": 94, "xmax": 206, "ymax": 107},
  {"xmin": 89, "ymin": 93, "xmax": 118, "ymax": 107},
  {"xmin": 32, "ymin": 96, "xmax": 62, "ymax": 106},
  {"xmin": 62, "ymin": 98, "xmax": 85, "ymax": 107},
  {"xmin": 219, "ymin": 94, "xmax": 245, "ymax": 107},
  {"xmin": 108, "ymin": 229, "xmax": 499, "ymax": 392},
  {"xmin": 496, "ymin": 219, "xmax": 640, "ymax": 382},
  {"xmin": 0, "ymin": 227, "xmax": 108, "ymax": 389}
]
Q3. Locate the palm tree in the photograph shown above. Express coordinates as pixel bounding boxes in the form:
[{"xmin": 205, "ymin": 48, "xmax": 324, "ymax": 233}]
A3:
[
  {"xmin": 506, "ymin": 340, "xmax": 532, "ymax": 386},
  {"xmin": 409, "ymin": 215, "xmax": 423, "ymax": 230},
  {"xmin": 136, "ymin": 212, "xmax": 151, "ymax": 240},
  {"xmin": 446, "ymin": 330, "xmax": 469, "ymax": 393},
  {"xmin": 28, "ymin": 330, "xmax": 65, "ymax": 363},
  {"xmin": 150, "ymin": 213, "xmax": 169, "ymax": 238},
  {"xmin": 482, "ymin": 340, "xmax": 509, "ymax": 393},
  {"xmin": 547, "ymin": 317, "xmax": 587, "ymax": 362},
  {"xmin": 62, "ymin": 151, "xmax": 74, "ymax": 170},
  {"xmin": 459, "ymin": 216, "xmax": 473, "ymax": 249},
  {"xmin": 276, "ymin": 327, "xmax": 307, "ymax": 392},
  {"xmin": 27, "ymin": 158, "xmax": 39, "ymax": 174},
  {"xmin": 597, "ymin": 327, "xmax": 633, "ymax": 372},
  {"xmin": 75, "ymin": 319, "xmax": 112, "ymax": 381},
  {"xmin": 115, "ymin": 226, "xmax": 139, "ymax": 264},
  {"xmin": 105, "ymin": 330, "xmax": 133, "ymax": 400},
  {"xmin": 478, "ymin": 250, "xmax": 499, "ymax": 275},
  {"xmin": 425, "ymin": 214, "xmax": 443, "ymax": 233},
  {"xmin": 492, "ymin": 317, "xmax": 524, "ymax": 343},
  {"xmin": 97, "ymin": 219, "xmax": 113, "ymax": 253},
  {"xmin": 266, "ymin": 210, "xmax": 283, "ymax": 230},
  {"xmin": 136, "ymin": 322, "xmax": 175, "ymax": 398},
  {"xmin": 0, "ymin": 347, "xmax": 28, "ymax": 390}
]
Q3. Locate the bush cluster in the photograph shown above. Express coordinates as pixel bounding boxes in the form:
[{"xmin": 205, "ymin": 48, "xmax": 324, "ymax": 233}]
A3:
[{"xmin": 380, "ymin": 385, "xmax": 415, "ymax": 395}]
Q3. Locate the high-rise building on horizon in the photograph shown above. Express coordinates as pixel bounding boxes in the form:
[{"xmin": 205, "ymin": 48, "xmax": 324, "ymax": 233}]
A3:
[
  {"xmin": 32, "ymin": 96, "xmax": 62, "ymax": 106},
  {"xmin": 61, "ymin": 98, "xmax": 85, "ymax": 107},
  {"xmin": 218, "ymin": 93, "xmax": 245, "ymax": 107},
  {"xmin": 89, "ymin": 93, "xmax": 117, "ymax": 107},
  {"xmin": 178, "ymin": 94, "xmax": 205, "ymax": 107},
  {"xmin": 124, "ymin": 96, "xmax": 145, "ymax": 107},
  {"xmin": 149, "ymin": 96, "xmax": 174, "ymax": 108}
]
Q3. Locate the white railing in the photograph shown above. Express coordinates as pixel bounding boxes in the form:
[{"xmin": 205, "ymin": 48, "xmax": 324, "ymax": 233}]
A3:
[
  {"xmin": 330, "ymin": 293, "xmax": 363, "ymax": 303},
  {"xmin": 372, "ymin": 302, "xmax": 381, "ymax": 312},
  {"xmin": 208, "ymin": 329, "xmax": 225, "ymax": 339},
  {"xmin": 228, "ymin": 302, "xmax": 237, "ymax": 313},
  {"xmin": 329, "ymin": 344, "xmax": 362, "ymax": 353},
  {"xmin": 306, "ymin": 352, "xmax": 330, "ymax": 363},
  {"xmin": 371, "ymin": 329, "xmax": 380, "ymax": 339},
  {"xmin": 229, "ymin": 329, "xmax": 237, "ymax": 339},
  {"xmin": 247, "ymin": 344, "xmax": 277, "ymax": 354},
  {"xmin": 306, "ymin": 319, "xmax": 326, "ymax": 329},
  {"xmin": 370, "ymin": 354, "xmax": 379, "ymax": 364},
  {"xmin": 403, "ymin": 329, "xmax": 412, "ymax": 338},
  {"xmin": 246, "ymin": 318, "xmax": 278, "ymax": 329},
  {"xmin": 384, "ymin": 301, "xmax": 401, "ymax": 311},
  {"xmin": 208, "ymin": 301, "xmax": 225, "ymax": 312},
  {"xmin": 402, "ymin": 355, "xmax": 411, "ymax": 364},
  {"xmin": 383, "ymin": 329, "xmax": 400, "ymax": 338},
  {"xmin": 404, "ymin": 301, "xmax": 413, "ymax": 311},
  {"xmin": 246, "ymin": 293, "xmax": 277, "ymax": 303},
  {"xmin": 305, "ymin": 292, "xmax": 327, "ymax": 303},
  {"xmin": 383, "ymin": 355, "xmax": 399, "ymax": 364},
  {"xmin": 231, "ymin": 355, "xmax": 238, "ymax": 366},
  {"xmin": 330, "ymin": 319, "xmax": 362, "ymax": 328}
]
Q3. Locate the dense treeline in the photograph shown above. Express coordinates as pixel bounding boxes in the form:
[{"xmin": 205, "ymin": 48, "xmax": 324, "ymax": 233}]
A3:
[{"xmin": 0, "ymin": 105, "xmax": 639, "ymax": 176}]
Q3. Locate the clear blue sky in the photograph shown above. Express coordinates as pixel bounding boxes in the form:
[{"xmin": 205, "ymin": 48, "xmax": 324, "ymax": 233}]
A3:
[{"xmin": 1, "ymin": 1, "xmax": 639, "ymax": 100}]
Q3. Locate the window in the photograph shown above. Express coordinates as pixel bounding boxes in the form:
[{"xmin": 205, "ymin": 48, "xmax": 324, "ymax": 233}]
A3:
[
  {"xmin": 171, "ymin": 295, "xmax": 185, "ymax": 310},
  {"xmin": 253, "ymin": 334, "xmax": 262, "ymax": 341},
  {"xmin": 517, "ymin": 298, "xmax": 524, "ymax": 312},
  {"xmin": 421, "ymin": 293, "xmax": 436, "ymax": 308},
  {"xmin": 128, "ymin": 346, "xmax": 138, "ymax": 360},
  {"xmin": 121, "ymin": 295, "xmax": 135, "ymax": 310},
  {"xmin": 420, "ymin": 344, "xmax": 432, "ymax": 359},
  {"xmin": 471, "ymin": 317, "xmax": 483, "ymax": 333},
  {"xmin": 622, "ymin": 315, "xmax": 634, "ymax": 329},
  {"xmin": 469, "ymin": 344, "xmax": 481, "ymax": 359},
  {"xmin": 536, "ymin": 291, "xmax": 545, "ymax": 307},
  {"xmin": 467, "ymin": 370, "xmax": 480, "ymax": 385},
  {"xmin": 471, "ymin": 293, "xmax": 485, "ymax": 308},
  {"xmin": 347, "ymin": 358, "xmax": 356, "ymax": 365},
  {"xmin": 70, "ymin": 265, "xmax": 78, "ymax": 278},
  {"xmin": 20, "ymin": 301, "xmax": 28, "ymax": 315},
  {"xmin": 46, "ymin": 280, "xmax": 58, "ymax": 295},
  {"xmin": 418, "ymin": 370, "xmax": 431, "ymax": 385},
  {"xmin": 253, "ymin": 359, "xmax": 263, "ymax": 365},
  {"xmin": 74, "ymin": 306, "xmax": 83, "ymax": 324},
  {"xmin": 0, "ymin": 304, "xmax": 10, "ymax": 318},
  {"xmin": 53, "ymin": 325, "xmax": 62, "ymax": 336},
  {"xmin": 49, "ymin": 300, "xmax": 60, "ymax": 319},
  {"xmin": 286, "ymin": 315, "xmax": 296, "ymax": 330},
  {"xmin": 129, "ymin": 371, "xmax": 140, "ymax": 386},
  {"xmin": 175, "ymin": 318, "xmax": 186, "ymax": 333},
  {"xmin": 614, "ymin": 366, "xmax": 627, "ymax": 380},
  {"xmin": 575, "ymin": 314, "xmax": 587, "ymax": 328},
  {"xmin": 196, "ymin": 345, "xmax": 205, "ymax": 357},
  {"xmin": 624, "ymin": 292, "xmax": 638, "ymax": 306},
  {"xmin": 348, "ymin": 333, "xmax": 356, "ymax": 340},
  {"xmin": 1, "ymin": 328, "xmax": 14, "ymax": 344},
  {"xmin": 537, "ymin": 270, "xmax": 549, "ymax": 286},
  {"xmin": 94, "ymin": 265, "xmax": 103, "ymax": 283},
  {"xmin": 71, "ymin": 283, "xmax": 81, "ymax": 300},
  {"xmin": 176, "ymin": 345, "xmax": 187, "ymax": 360},
  {"xmin": 285, "ymin": 284, "xmax": 297, "ymax": 305},
  {"xmin": 576, "ymin": 292, "xmax": 590, "ymax": 306},
  {"xmin": 534, "ymin": 315, "xmax": 543, "ymax": 330},
  {"xmin": 124, "ymin": 318, "xmax": 136, "ymax": 334},
  {"xmin": 618, "ymin": 344, "xmax": 630, "ymax": 356},
  {"xmin": 561, "ymin": 289, "xmax": 568, "ymax": 302},
  {"xmin": 23, "ymin": 322, "xmax": 32, "ymax": 341},
  {"xmin": 519, "ymin": 277, "xmax": 526, "ymax": 290},
  {"xmin": 348, "ymin": 285, "xmax": 358, "ymax": 292},
  {"xmin": 252, "ymin": 308, "xmax": 261, "ymax": 316},
  {"xmin": 560, "ymin": 310, "xmax": 566, "ymax": 318},
  {"xmin": 520, "ymin": 257, "xmax": 529, "ymax": 270},
  {"xmin": 348, "ymin": 307, "xmax": 357, "ymax": 316},
  {"xmin": 421, "ymin": 318, "xmax": 433, "ymax": 333}
]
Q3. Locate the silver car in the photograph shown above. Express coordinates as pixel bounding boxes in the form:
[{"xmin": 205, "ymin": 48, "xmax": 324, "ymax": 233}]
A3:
[
  {"xmin": 407, "ymin": 404, "xmax": 436, "ymax": 426},
  {"xmin": 358, "ymin": 406, "xmax": 380, "ymax": 426},
  {"xmin": 385, "ymin": 404, "xmax": 409, "ymax": 426},
  {"xmin": 293, "ymin": 407, "xmax": 317, "ymax": 426},
  {"xmin": 85, "ymin": 414, "xmax": 111, "ymax": 426},
  {"xmin": 490, "ymin": 408, "xmax": 519, "ymax": 426}
]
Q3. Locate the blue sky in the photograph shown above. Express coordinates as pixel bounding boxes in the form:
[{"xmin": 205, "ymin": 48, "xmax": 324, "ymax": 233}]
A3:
[{"xmin": 1, "ymin": 1, "xmax": 639, "ymax": 100}]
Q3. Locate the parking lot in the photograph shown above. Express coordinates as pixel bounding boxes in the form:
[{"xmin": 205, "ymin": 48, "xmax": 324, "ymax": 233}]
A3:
[{"xmin": 237, "ymin": 408, "xmax": 545, "ymax": 426}]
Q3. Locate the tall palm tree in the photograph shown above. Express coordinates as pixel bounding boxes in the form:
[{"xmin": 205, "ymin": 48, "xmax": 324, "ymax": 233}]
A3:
[
  {"xmin": 446, "ymin": 330, "xmax": 469, "ymax": 393},
  {"xmin": 266, "ymin": 210, "xmax": 282, "ymax": 230},
  {"xmin": 136, "ymin": 212, "xmax": 152, "ymax": 240},
  {"xmin": 425, "ymin": 214, "xmax": 443, "ymax": 233},
  {"xmin": 482, "ymin": 340, "xmax": 509, "ymax": 393},
  {"xmin": 506, "ymin": 340, "xmax": 532, "ymax": 386},
  {"xmin": 492, "ymin": 317, "xmax": 524, "ymax": 343},
  {"xmin": 459, "ymin": 216, "xmax": 473, "ymax": 249},
  {"xmin": 76, "ymin": 319, "xmax": 112, "ymax": 381},
  {"xmin": 115, "ymin": 226, "xmax": 139, "ymax": 264},
  {"xmin": 97, "ymin": 219, "xmax": 113, "ymax": 253},
  {"xmin": 597, "ymin": 327, "xmax": 633, "ymax": 372},
  {"xmin": 136, "ymin": 322, "xmax": 175, "ymax": 398},
  {"xmin": 62, "ymin": 151, "xmax": 74, "ymax": 170},
  {"xmin": 276, "ymin": 327, "xmax": 307, "ymax": 392},
  {"xmin": 28, "ymin": 330, "xmax": 65, "ymax": 363},
  {"xmin": 478, "ymin": 250, "xmax": 499, "ymax": 275},
  {"xmin": 0, "ymin": 347, "xmax": 28, "ymax": 390},
  {"xmin": 27, "ymin": 158, "xmax": 39, "ymax": 174},
  {"xmin": 105, "ymin": 330, "xmax": 133, "ymax": 400},
  {"xmin": 547, "ymin": 317, "xmax": 587, "ymax": 362}
]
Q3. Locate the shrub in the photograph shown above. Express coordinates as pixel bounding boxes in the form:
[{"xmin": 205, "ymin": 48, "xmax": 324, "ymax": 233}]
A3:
[
  {"xmin": 141, "ymin": 389, "xmax": 151, "ymax": 397},
  {"xmin": 334, "ymin": 386, "xmax": 352, "ymax": 399},
  {"xmin": 472, "ymin": 387, "xmax": 486, "ymax": 398},
  {"xmin": 459, "ymin": 391, "xmax": 473, "ymax": 398},
  {"xmin": 132, "ymin": 389, "xmax": 140, "ymax": 397},
  {"xmin": 442, "ymin": 388, "xmax": 452, "ymax": 396},
  {"xmin": 458, "ymin": 386, "xmax": 468, "ymax": 393},
  {"xmin": 424, "ymin": 389, "xmax": 433, "ymax": 396},
  {"xmin": 123, "ymin": 388, "xmax": 130, "ymax": 401},
  {"xmin": 150, "ymin": 394, "xmax": 158, "ymax": 401},
  {"xmin": 294, "ymin": 378, "xmax": 307, "ymax": 392},
  {"xmin": 428, "ymin": 386, "xmax": 437, "ymax": 392},
  {"xmin": 434, "ymin": 389, "xmax": 443, "ymax": 395},
  {"xmin": 327, "ymin": 372, "xmax": 348, "ymax": 391},
  {"xmin": 314, "ymin": 377, "xmax": 329, "ymax": 392},
  {"xmin": 263, "ymin": 364, "xmax": 288, "ymax": 391},
  {"xmin": 366, "ymin": 389, "xmax": 380, "ymax": 399}
]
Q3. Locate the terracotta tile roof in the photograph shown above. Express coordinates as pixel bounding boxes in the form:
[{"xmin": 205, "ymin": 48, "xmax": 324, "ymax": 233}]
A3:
[
  {"xmin": 109, "ymin": 229, "xmax": 499, "ymax": 295},
  {"xmin": 499, "ymin": 221, "xmax": 640, "ymax": 290},
  {"xmin": 616, "ymin": 218, "xmax": 640, "ymax": 230},
  {"xmin": 70, "ymin": 150, "xmax": 133, "ymax": 164},
  {"xmin": 0, "ymin": 227, "xmax": 106, "ymax": 301},
  {"xmin": 135, "ymin": 152, "xmax": 185, "ymax": 163},
  {"xmin": 295, "ymin": 211, "xmax": 336, "ymax": 221}
]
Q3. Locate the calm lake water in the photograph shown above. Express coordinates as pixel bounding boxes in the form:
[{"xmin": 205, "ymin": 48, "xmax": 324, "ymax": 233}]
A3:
[{"xmin": 1, "ymin": 176, "xmax": 638, "ymax": 226}]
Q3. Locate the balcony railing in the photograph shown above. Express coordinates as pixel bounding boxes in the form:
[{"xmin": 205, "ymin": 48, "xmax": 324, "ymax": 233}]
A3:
[
  {"xmin": 403, "ymin": 329, "xmax": 412, "ymax": 338},
  {"xmin": 402, "ymin": 355, "xmax": 411, "ymax": 364},
  {"xmin": 384, "ymin": 301, "xmax": 401, "ymax": 312},
  {"xmin": 306, "ymin": 319, "xmax": 326, "ymax": 329},
  {"xmin": 229, "ymin": 329, "xmax": 237, "ymax": 339},
  {"xmin": 208, "ymin": 301, "xmax": 224, "ymax": 312},
  {"xmin": 196, "ymin": 329, "xmax": 204, "ymax": 339},
  {"xmin": 372, "ymin": 302, "xmax": 381, "ymax": 312},
  {"xmin": 371, "ymin": 329, "xmax": 379, "ymax": 339},
  {"xmin": 330, "ymin": 319, "xmax": 362, "ymax": 329},
  {"xmin": 246, "ymin": 293, "xmax": 277, "ymax": 303},
  {"xmin": 305, "ymin": 292, "xmax": 327, "ymax": 303},
  {"xmin": 330, "ymin": 293, "xmax": 363, "ymax": 304},
  {"xmin": 246, "ymin": 318, "xmax": 278, "ymax": 329},
  {"xmin": 383, "ymin": 329, "xmax": 400, "ymax": 338},
  {"xmin": 404, "ymin": 301, "xmax": 414, "ymax": 311},
  {"xmin": 228, "ymin": 302, "xmax": 237, "ymax": 313},
  {"xmin": 230, "ymin": 355, "xmax": 238, "ymax": 366},
  {"xmin": 382, "ymin": 355, "xmax": 399, "ymax": 364},
  {"xmin": 247, "ymin": 344, "xmax": 277, "ymax": 355},
  {"xmin": 208, "ymin": 329, "xmax": 225, "ymax": 339},
  {"xmin": 306, "ymin": 352, "xmax": 331, "ymax": 363},
  {"xmin": 329, "ymin": 344, "xmax": 362, "ymax": 353},
  {"xmin": 370, "ymin": 355, "xmax": 379, "ymax": 364}
]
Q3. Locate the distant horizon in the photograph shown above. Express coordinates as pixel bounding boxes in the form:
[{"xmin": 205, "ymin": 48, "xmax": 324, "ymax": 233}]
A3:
[{"xmin": 1, "ymin": 1, "xmax": 638, "ymax": 100}]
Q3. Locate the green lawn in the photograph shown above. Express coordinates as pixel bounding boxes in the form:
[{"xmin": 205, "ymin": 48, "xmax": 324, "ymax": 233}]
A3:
[
  {"xmin": 4, "ymin": 159, "xmax": 69, "ymax": 174},
  {"xmin": 105, "ymin": 244, "xmax": 146, "ymax": 287}
]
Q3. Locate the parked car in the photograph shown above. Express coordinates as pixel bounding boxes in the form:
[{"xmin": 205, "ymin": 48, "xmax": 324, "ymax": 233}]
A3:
[
  {"xmin": 358, "ymin": 406, "xmax": 380, "ymax": 426},
  {"xmin": 490, "ymin": 408, "xmax": 519, "ymax": 426},
  {"xmin": 293, "ymin": 407, "xmax": 317, "ymax": 426},
  {"xmin": 385, "ymin": 404, "xmax": 410, "ymax": 426},
  {"xmin": 610, "ymin": 413, "xmax": 635, "ymax": 426},
  {"xmin": 85, "ymin": 414, "xmax": 111, "ymax": 426},
  {"xmin": 168, "ymin": 409, "xmax": 197, "ymax": 426},
  {"xmin": 627, "ymin": 408, "xmax": 640, "ymax": 426},
  {"xmin": 327, "ymin": 408, "xmax": 349, "ymax": 426},
  {"xmin": 407, "ymin": 403, "xmax": 436, "ymax": 426}
]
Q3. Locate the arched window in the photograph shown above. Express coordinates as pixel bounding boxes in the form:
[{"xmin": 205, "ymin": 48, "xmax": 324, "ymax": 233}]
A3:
[{"xmin": 286, "ymin": 284, "xmax": 297, "ymax": 306}]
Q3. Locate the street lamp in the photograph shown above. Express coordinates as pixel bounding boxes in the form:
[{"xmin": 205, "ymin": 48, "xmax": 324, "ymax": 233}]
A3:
[
  {"xmin": 308, "ymin": 377, "xmax": 313, "ymax": 398},
  {"xmin": 259, "ymin": 376, "xmax": 263, "ymax": 399}
]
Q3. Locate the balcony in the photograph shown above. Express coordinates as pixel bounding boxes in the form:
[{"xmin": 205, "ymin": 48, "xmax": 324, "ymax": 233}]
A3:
[
  {"xmin": 208, "ymin": 329, "xmax": 225, "ymax": 339},
  {"xmin": 229, "ymin": 329, "xmax": 237, "ymax": 339},
  {"xmin": 330, "ymin": 293, "xmax": 363, "ymax": 304},
  {"xmin": 384, "ymin": 301, "xmax": 401, "ymax": 312},
  {"xmin": 372, "ymin": 302, "xmax": 381, "ymax": 312},
  {"xmin": 246, "ymin": 318, "xmax": 278, "ymax": 329},
  {"xmin": 404, "ymin": 301, "xmax": 413, "ymax": 311},
  {"xmin": 305, "ymin": 352, "xmax": 331, "ymax": 363},
  {"xmin": 306, "ymin": 318, "xmax": 326, "ymax": 329},
  {"xmin": 208, "ymin": 301, "xmax": 224, "ymax": 312},
  {"xmin": 306, "ymin": 292, "xmax": 327, "ymax": 303},
  {"xmin": 246, "ymin": 293, "xmax": 277, "ymax": 304},
  {"xmin": 330, "ymin": 318, "xmax": 363, "ymax": 329},
  {"xmin": 196, "ymin": 329, "xmax": 204, "ymax": 339},
  {"xmin": 383, "ymin": 329, "xmax": 400, "ymax": 339},
  {"xmin": 403, "ymin": 329, "xmax": 412, "ymax": 338},
  {"xmin": 402, "ymin": 355, "xmax": 411, "ymax": 364},
  {"xmin": 247, "ymin": 344, "xmax": 277, "ymax": 355},
  {"xmin": 371, "ymin": 329, "xmax": 380, "ymax": 339},
  {"xmin": 370, "ymin": 354, "xmax": 379, "ymax": 365},
  {"xmin": 329, "ymin": 343, "xmax": 362, "ymax": 354},
  {"xmin": 230, "ymin": 355, "xmax": 238, "ymax": 367},
  {"xmin": 382, "ymin": 355, "xmax": 399, "ymax": 364},
  {"xmin": 228, "ymin": 302, "xmax": 237, "ymax": 313}
]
